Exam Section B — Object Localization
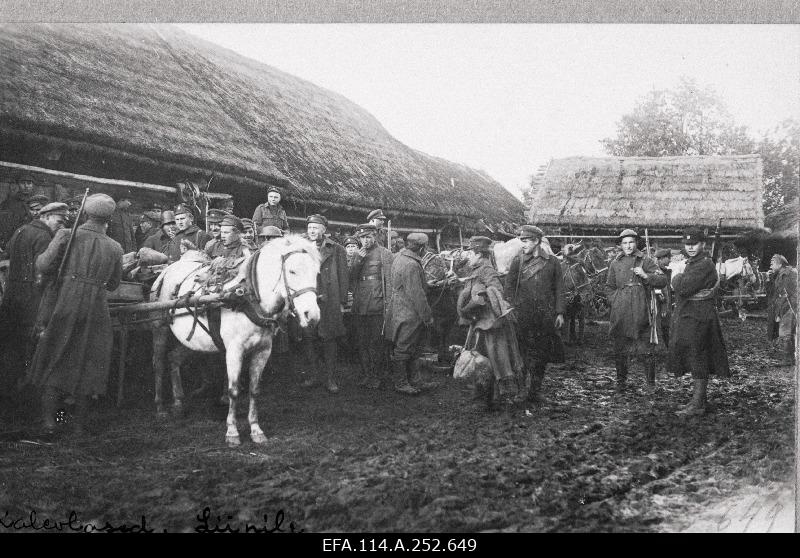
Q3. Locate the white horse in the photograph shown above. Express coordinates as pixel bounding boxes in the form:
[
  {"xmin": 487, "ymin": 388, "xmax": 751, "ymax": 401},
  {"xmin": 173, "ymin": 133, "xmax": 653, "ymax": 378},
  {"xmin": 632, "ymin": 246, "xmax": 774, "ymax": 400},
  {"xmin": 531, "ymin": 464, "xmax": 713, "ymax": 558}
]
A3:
[
  {"xmin": 151, "ymin": 235, "xmax": 320, "ymax": 447},
  {"xmin": 492, "ymin": 237, "xmax": 554, "ymax": 274}
]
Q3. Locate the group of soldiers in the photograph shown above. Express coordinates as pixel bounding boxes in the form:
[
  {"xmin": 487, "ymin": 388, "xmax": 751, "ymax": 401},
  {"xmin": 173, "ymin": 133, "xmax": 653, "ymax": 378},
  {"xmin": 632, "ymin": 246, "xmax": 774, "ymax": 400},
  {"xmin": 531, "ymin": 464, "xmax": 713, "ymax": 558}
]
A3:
[{"xmin": 0, "ymin": 175, "xmax": 797, "ymax": 435}]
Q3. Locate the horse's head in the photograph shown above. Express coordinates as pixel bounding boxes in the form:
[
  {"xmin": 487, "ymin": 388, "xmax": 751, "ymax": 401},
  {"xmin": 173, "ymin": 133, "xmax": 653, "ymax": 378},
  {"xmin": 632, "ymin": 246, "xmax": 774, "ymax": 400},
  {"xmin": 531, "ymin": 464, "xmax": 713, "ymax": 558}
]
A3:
[{"xmin": 257, "ymin": 235, "xmax": 321, "ymax": 328}]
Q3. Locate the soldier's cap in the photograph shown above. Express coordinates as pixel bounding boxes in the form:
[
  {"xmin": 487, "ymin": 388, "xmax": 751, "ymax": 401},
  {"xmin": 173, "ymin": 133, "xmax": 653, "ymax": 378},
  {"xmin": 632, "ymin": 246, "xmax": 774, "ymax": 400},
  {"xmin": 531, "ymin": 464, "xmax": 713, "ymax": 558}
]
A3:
[
  {"xmin": 140, "ymin": 213, "xmax": 160, "ymax": 224},
  {"xmin": 307, "ymin": 214, "xmax": 328, "ymax": 228},
  {"xmin": 220, "ymin": 215, "xmax": 244, "ymax": 231},
  {"xmin": 161, "ymin": 210, "xmax": 176, "ymax": 226},
  {"xmin": 267, "ymin": 186, "xmax": 282, "ymax": 196},
  {"xmin": 405, "ymin": 232, "xmax": 429, "ymax": 247},
  {"xmin": 38, "ymin": 202, "xmax": 68, "ymax": 217},
  {"xmin": 355, "ymin": 223, "xmax": 378, "ymax": 237},
  {"xmin": 682, "ymin": 228, "xmax": 706, "ymax": 244},
  {"xmin": 468, "ymin": 235, "xmax": 492, "ymax": 249},
  {"xmin": 206, "ymin": 208, "xmax": 228, "ymax": 223},
  {"xmin": 174, "ymin": 204, "xmax": 193, "ymax": 217},
  {"xmin": 27, "ymin": 194, "xmax": 50, "ymax": 206},
  {"xmin": 367, "ymin": 209, "xmax": 386, "ymax": 222},
  {"xmin": 84, "ymin": 194, "xmax": 116, "ymax": 220},
  {"xmin": 654, "ymin": 248, "xmax": 671, "ymax": 259},
  {"xmin": 258, "ymin": 225, "xmax": 283, "ymax": 238},
  {"xmin": 617, "ymin": 228, "xmax": 639, "ymax": 241},
  {"xmin": 771, "ymin": 254, "xmax": 789, "ymax": 266},
  {"xmin": 518, "ymin": 225, "xmax": 544, "ymax": 239},
  {"xmin": 344, "ymin": 236, "xmax": 360, "ymax": 247},
  {"xmin": 241, "ymin": 218, "xmax": 256, "ymax": 231}
]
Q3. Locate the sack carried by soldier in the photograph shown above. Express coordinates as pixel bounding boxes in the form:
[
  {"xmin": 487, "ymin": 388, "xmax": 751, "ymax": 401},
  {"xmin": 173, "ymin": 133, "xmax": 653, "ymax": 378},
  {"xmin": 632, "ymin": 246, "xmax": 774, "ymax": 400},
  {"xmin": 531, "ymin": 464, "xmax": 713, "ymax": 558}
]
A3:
[
  {"xmin": 453, "ymin": 327, "xmax": 492, "ymax": 386},
  {"xmin": 137, "ymin": 246, "xmax": 169, "ymax": 266}
]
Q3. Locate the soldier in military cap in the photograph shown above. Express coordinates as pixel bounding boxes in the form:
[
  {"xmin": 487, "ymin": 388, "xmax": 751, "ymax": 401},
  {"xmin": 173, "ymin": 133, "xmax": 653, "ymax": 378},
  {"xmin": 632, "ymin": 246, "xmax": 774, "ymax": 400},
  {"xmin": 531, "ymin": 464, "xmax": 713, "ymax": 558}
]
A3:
[
  {"xmin": 203, "ymin": 208, "xmax": 229, "ymax": 258},
  {"xmin": 766, "ymin": 253, "xmax": 797, "ymax": 367},
  {"xmin": 165, "ymin": 204, "xmax": 210, "ymax": 262},
  {"xmin": 27, "ymin": 194, "xmax": 123, "ymax": 437},
  {"xmin": 201, "ymin": 214, "xmax": 252, "ymax": 291},
  {"xmin": 0, "ymin": 202, "xmax": 68, "ymax": 397},
  {"xmin": 606, "ymin": 229, "xmax": 669, "ymax": 396},
  {"xmin": 299, "ymin": 214, "xmax": 348, "ymax": 393},
  {"xmin": 385, "ymin": 231, "xmax": 436, "ymax": 395},
  {"xmin": 26, "ymin": 194, "xmax": 51, "ymax": 219},
  {"xmin": 241, "ymin": 218, "xmax": 258, "ymax": 250},
  {"xmin": 142, "ymin": 210, "xmax": 176, "ymax": 254},
  {"xmin": 257, "ymin": 225, "xmax": 284, "ymax": 248},
  {"xmin": 252, "ymin": 186, "xmax": 290, "ymax": 235},
  {"xmin": 667, "ymin": 228, "xmax": 730, "ymax": 415},
  {"xmin": 63, "ymin": 195, "xmax": 83, "ymax": 228},
  {"xmin": 504, "ymin": 225, "xmax": 566, "ymax": 406},
  {"xmin": 0, "ymin": 174, "xmax": 37, "ymax": 248},
  {"xmin": 135, "ymin": 212, "xmax": 161, "ymax": 249},
  {"xmin": 344, "ymin": 236, "xmax": 360, "ymax": 261},
  {"xmin": 367, "ymin": 209, "xmax": 389, "ymax": 248},
  {"xmin": 349, "ymin": 223, "xmax": 394, "ymax": 389}
]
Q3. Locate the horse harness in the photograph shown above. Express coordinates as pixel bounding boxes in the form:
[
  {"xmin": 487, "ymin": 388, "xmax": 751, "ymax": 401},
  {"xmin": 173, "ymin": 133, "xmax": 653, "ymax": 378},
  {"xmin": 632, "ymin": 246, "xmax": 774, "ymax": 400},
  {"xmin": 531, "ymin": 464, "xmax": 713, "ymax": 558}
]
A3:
[{"xmin": 165, "ymin": 247, "xmax": 317, "ymax": 351}]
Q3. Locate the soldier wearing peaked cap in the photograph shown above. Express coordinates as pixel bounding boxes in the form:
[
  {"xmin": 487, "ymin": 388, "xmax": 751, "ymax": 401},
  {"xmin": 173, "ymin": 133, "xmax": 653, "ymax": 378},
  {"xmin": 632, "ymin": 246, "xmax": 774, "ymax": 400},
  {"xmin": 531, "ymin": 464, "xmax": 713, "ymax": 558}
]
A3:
[
  {"xmin": 300, "ymin": 213, "xmax": 348, "ymax": 393},
  {"xmin": 165, "ymin": 204, "xmax": 210, "ymax": 262},
  {"xmin": 252, "ymin": 186, "xmax": 290, "ymax": 235},
  {"xmin": 240, "ymin": 218, "xmax": 258, "ymax": 250},
  {"xmin": 203, "ymin": 208, "xmax": 229, "ymax": 256},
  {"xmin": 504, "ymin": 224, "xmax": 566, "ymax": 406},
  {"xmin": 606, "ymin": 228, "xmax": 668, "ymax": 395},
  {"xmin": 26, "ymin": 193, "xmax": 123, "ymax": 437},
  {"xmin": 667, "ymin": 228, "xmax": 730, "ymax": 416},
  {"xmin": 201, "ymin": 213, "xmax": 251, "ymax": 292},
  {"xmin": 0, "ymin": 202, "xmax": 68, "ymax": 397},
  {"xmin": 349, "ymin": 223, "xmax": 394, "ymax": 390},
  {"xmin": 367, "ymin": 209, "xmax": 389, "ymax": 248}
]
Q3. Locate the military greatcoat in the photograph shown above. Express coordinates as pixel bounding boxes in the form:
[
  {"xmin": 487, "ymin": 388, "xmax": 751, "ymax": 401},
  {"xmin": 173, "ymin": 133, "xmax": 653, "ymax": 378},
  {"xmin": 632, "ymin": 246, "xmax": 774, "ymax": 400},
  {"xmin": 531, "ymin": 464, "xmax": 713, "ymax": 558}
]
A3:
[
  {"xmin": 766, "ymin": 265, "xmax": 798, "ymax": 342},
  {"xmin": 27, "ymin": 222, "xmax": 123, "ymax": 396},
  {"xmin": 385, "ymin": 248, "xmax": 432, "ymax": 360},
  {"xmin": 312, "ymin": 237, "xmax": 349, "ymax": 340}
]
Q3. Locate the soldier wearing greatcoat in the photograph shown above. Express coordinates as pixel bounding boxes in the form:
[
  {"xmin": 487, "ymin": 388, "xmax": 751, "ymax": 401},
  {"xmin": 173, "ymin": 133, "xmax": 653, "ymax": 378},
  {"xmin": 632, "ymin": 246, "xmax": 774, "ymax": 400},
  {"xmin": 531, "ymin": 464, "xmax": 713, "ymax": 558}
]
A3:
[
  {"xmin": 606, "ymin": 229, "xmax": 668, "ymax": 394},
  {"xmin": 504, "ymin": 225, "xmax": 565, "ymax": 405},
  {"xmin": 766, "ymin": 253, "xmax": 797, "ymax": 367},
  {"xmin": 26, "ymin": 194, "xmax": 123, "ymax": 436},
  {"xmin": 385, "ymin": 232, "xmax": 435, "ymax": 395},
  {"xmin": 667, "ymin": 228, "xmax": 731, "ymax": 416},
  {"xmin": 300, "ymin": 214, "xmax": 348, "ymax": 393},
  {"xmin": 0, "ymin": 202, "xmax": 68, "ymax": 396},
  {"xmin": 349, "ymin": 223, "xmax": 394, "ymax": 389},
  {"xmin": 367, "ymin": 209, "xmax": 389, "ymax": 249}
]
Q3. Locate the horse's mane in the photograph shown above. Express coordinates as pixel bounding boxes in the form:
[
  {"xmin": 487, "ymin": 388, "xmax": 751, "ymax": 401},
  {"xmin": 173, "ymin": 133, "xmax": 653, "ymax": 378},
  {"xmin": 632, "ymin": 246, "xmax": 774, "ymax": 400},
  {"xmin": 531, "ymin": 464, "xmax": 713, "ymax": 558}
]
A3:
[{"xmin": 258, "ymin": 234, "xmax": 321, "ymax": 266}]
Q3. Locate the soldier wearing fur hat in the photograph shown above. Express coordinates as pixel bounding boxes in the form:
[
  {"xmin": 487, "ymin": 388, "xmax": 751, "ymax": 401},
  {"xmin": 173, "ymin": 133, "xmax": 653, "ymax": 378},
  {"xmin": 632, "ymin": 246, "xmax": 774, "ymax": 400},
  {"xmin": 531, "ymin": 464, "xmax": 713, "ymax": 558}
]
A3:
[
  {"xmin": 165, "ymin": 204, "xmax": 210, "ymax": 262},
  {"xmin": 26, "ymin": 194, "xmax": 123, "ymax": 437},
  {"xmin": 504, "ymin": 225, "xmax": 566, "ymax": 406},
  {"xmin": 300, "ymin": 214, "xmax": 348, "ymax": 393},
  {"xmin": 0, "ymin": 202, "xmax": 68, "ymax": 396},
  {"xmin": 252, "ymin": 186, "xmax": 290, "ymax": 235},
  {"xmin": 765, "ymin": 253, "xmax": 797, "ymax": 367},
  {"xmin": 667, "ymin": 228, "xmax": 730, "ymax": 416},
  {"xmin": 385, "ymin": 231, "xmax": 436, "ymax": 395},
  {"xmin": 349, "ymin": 223, "xmax": 394, "ymax": 389},
  {"xmin": 606, "ymin": 229, "xmax": 668, "ymax": 395}
]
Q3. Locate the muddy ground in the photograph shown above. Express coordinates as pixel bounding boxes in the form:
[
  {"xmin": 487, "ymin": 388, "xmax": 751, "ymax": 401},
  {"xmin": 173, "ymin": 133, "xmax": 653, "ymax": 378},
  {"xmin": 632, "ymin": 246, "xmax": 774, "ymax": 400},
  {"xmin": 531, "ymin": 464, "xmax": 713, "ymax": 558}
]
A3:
[{"xmin": 0, "ymin": 318, "xmax": 795, "ymax": 533}]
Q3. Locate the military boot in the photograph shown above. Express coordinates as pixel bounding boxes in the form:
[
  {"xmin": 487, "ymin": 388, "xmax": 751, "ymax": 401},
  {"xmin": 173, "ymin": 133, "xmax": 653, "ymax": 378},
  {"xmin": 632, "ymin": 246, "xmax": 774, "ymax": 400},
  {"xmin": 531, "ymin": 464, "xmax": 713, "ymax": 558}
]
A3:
[
  {"xmin": 409, "ymin": 359, "xmax": 438, "ymax": 392},
  {"xmin": 498, "ymin": 378, "xmax": 518, "ymax": 410},
  {"xmin": 299, "ymin": 338, "xmax": 319, "ymax": 388},
  {"xmin": 392, "ymin": 360, "xmax": 421, "ymax": 396},
  {"xmin": 644, "ymin": 357, "xmax": 657, "ymax": 395},
  {"xmin": 322, "ymin": 341, "xmax": 339, "ymax": 393},
  {"xmin": 676, "ymin": 379, "xmax": 708, "ymax": 416}
]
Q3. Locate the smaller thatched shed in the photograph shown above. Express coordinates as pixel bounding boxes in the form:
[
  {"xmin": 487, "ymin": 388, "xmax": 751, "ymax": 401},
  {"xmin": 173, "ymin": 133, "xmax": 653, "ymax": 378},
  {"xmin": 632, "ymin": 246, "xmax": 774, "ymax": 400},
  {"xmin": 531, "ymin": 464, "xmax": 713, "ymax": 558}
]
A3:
[
  {"xmin": 528, "ymin": 155, "xmax": 765, "ymax": 239},
  {"xmin": 762, "ymin": 198, "xmax": 798, "ymax": 265}
]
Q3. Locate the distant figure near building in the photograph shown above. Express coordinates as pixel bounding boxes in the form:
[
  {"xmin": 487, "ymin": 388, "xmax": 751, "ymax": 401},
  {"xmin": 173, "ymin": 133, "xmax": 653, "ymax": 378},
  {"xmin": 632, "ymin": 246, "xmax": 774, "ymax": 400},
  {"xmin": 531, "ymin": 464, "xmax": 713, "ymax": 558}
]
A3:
[
  {"xmin": 367, "ymin": 209, "xmax": 388, "ymax": 248},
  {"xmin": 27, "ymin": 194, "xmax": 123, "ymax": 437}
]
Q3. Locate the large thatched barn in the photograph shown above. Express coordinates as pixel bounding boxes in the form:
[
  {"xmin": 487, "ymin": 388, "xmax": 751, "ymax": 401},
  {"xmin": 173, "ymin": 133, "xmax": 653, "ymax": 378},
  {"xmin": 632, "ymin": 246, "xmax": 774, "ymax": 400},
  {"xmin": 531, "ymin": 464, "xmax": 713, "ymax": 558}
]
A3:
[
  {"xmin": 0, "ymin": 24, "xmax": 524, "ymax": 244},
  {"xmin": 528, "ymin": 155, "xmax": 765, "ymax": 251}
]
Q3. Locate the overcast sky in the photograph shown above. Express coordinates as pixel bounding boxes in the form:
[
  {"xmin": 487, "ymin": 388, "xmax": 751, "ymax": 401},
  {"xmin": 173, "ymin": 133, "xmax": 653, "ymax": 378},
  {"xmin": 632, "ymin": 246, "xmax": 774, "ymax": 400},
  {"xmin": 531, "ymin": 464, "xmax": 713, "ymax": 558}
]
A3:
[{"xmin": 180, "ymin": 24, "xmax": 800, "ymax": 200}]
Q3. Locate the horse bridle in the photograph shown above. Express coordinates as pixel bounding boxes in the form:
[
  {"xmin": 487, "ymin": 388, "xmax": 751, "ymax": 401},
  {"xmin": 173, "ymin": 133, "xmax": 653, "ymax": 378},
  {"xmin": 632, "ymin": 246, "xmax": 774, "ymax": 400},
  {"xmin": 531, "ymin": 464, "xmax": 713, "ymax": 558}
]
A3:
[{"xmin": 272, "ymin": 249, "xmax": 318, "ymax": 316}]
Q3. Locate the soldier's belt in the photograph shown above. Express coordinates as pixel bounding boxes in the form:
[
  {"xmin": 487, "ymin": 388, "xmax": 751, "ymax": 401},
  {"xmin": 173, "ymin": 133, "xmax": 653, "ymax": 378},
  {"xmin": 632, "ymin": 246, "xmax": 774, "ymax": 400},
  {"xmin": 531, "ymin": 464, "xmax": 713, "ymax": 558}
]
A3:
[
  {"xmin": 623, "ymin": 282, "xmax": 643, "ymax": 287},
  {"xmin": 359, "ymin": 274, "xmax": 381, "ymax": 281},
  {"xmin": 68, "ymin": 274, "xmax": 107, "ymax": 287}
]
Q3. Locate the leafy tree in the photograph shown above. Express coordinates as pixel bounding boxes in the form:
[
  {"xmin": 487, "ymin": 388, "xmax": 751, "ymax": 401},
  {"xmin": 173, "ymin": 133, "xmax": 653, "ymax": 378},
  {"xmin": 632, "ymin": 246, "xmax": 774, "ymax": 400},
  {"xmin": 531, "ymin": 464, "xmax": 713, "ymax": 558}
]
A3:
[
  {"xmin": 757, "ymin": 119, "xmax": 800, "ymax": 215},
  {"xmin": 601, "ymin": 77, "xmax": 754, "ymax": 157}
]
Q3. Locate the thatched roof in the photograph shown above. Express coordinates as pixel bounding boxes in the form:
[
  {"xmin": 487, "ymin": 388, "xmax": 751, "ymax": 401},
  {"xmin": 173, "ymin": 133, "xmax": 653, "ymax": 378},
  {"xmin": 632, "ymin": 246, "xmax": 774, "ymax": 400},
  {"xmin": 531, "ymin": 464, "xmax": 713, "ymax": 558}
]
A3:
[
  {"xmin": 765, "ymin": 198, "xmax": 798, "ymax": 239},
  {"xmin": 528, "ymin": 155, "xmax": 764, "ymax": 231},
  {"xmin": 0, "ymin": 24, "xmax": 524, "ymax": 225}
]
